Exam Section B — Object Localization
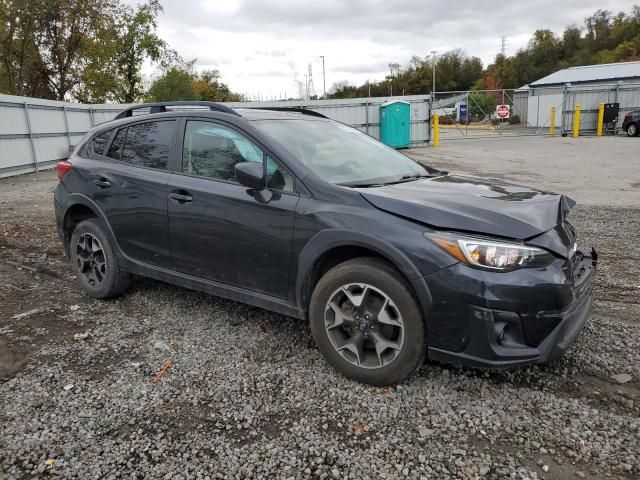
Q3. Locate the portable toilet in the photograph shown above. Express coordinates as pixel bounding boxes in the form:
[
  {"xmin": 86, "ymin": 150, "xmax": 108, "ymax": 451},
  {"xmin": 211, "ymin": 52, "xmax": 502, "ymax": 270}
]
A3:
[{"xmin": 380, "ymin": 101, "xmax": 410, "ymax": 148}]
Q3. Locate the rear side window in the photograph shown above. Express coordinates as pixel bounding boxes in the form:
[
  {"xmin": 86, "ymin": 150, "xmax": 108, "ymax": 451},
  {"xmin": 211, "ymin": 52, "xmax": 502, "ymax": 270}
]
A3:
[
  {"xmin": 121, "ymin": 121, "xmax": 175, "ymax": 170},
  {"xmin": 90, "ymin": 131, "xmax": 112, "ymax": 156},
  {"xmin": 107, "ymin": 128, "xmax": 126, "ymax": 160}
]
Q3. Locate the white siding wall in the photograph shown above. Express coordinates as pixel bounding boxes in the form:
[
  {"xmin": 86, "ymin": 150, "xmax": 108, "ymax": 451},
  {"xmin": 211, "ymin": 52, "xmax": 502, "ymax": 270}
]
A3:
[{"xmin": 0, "ymin": 94, "xmax": 431, "ymax": 178}]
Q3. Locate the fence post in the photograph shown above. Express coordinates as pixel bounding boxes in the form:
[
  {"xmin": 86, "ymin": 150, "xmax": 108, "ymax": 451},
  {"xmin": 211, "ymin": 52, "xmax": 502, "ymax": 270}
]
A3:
[
  {"xmin": 613, "ymin": 82, "xmax": 621, "ymax": 135},
  {"xmin": 432, "ymin": 113, "xmax": 440, "ymax": 147},
  {"xmin": 572, "ymin": 104, "xmax": 581, "ymax": 138},
  {"xmin": 23, "ymin": 101, "xmax": 38, "ymax": 172},
  {"xmin": 89, "ymin": 107, "xmax": 95, "ymax": 127},
  {"xmin": 425, "ymin": 98, "xmax": 430, "ymax": 145},
  {"xmin": 428, "ymin": 93, "xmax": 433, "ymax": 144},
  {"xmin": 550, "ymin": 106, "xmax": 556, "ymax": 136},
  {"xmin": 62, "ymin": 104, "xmax": 72, "ymax": 153},
  {"xmin": 596, "ymin": 102, "xmax": 604, "ymax": 137},
  {"xmin": 365, "ymin": 100, "xmax": 369, "ymax": 135},
  {"xmin": 560, "ymin": 84, "xmax": 568, "ymax": 136}
]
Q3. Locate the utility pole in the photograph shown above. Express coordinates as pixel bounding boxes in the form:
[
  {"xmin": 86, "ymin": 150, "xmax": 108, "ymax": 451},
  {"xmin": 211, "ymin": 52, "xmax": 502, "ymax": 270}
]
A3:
[
  {"xmin": 320, "ymin": 56, "xmax": 326, "ymax": 98},
  {"xmin": 430, "ymin": 50, "xmax": 437, "ymax": 95}
]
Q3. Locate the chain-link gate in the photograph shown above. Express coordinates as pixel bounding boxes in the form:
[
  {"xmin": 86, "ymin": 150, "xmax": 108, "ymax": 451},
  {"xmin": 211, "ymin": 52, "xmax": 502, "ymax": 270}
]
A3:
[{"xmin": 430, "ymin": 89, "xmax": 559, "ymax": 141}]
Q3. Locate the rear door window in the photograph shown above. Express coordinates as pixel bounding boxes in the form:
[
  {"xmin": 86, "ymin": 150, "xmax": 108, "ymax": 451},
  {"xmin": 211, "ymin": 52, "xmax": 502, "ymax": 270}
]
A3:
[
  {"xmin": 106, "ymin": 128, "xmax": 126, "ymax": 160},
  {"xmin": 121, "ymin": 121, "xmax": 175, "ymax": 170},
  {"xmin": 90, "ymin": 131, "xmax": 112, "ymax": 156}
]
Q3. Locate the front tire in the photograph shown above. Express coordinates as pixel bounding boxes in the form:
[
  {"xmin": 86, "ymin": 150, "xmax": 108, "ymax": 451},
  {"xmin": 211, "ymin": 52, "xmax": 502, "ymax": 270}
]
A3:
[
  {"xmin": 309, "ymin": 258, "xmax": 426, "ymax": 386},
  {"xmin": 626, "ymin": 123, "xmax": 638, "ymax": 137},
  {"xmin": 69, "ymin": 219, "xmax": 130, "ymax": 298}
]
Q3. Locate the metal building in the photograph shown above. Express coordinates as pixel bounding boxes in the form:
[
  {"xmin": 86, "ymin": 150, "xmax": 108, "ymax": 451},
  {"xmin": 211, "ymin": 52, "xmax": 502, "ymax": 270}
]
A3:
[{"xmin": 522, "ymin": 61, "xmax": 640, "ymax": 132}]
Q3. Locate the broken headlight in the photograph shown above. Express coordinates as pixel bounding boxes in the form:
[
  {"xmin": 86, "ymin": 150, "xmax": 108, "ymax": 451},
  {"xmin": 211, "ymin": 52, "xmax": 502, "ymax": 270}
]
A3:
[{"xmin": 427, "ymin": 233, "xmax": 555, "ymax": 271}]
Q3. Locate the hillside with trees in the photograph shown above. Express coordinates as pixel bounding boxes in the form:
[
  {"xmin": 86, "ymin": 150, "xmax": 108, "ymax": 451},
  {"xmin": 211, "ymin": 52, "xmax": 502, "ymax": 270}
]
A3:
[{"xmin": 329, "ymin": 6, "xmax": 640, "ymax": 98}]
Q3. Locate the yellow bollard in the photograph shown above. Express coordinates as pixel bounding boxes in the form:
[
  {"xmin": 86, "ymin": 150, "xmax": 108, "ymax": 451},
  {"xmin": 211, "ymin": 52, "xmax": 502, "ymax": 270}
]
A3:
[
  {"xmin": 550, "ymin": 106, "xmax": 556, "ymax": 136},
  {"xmin": 572, "ymin": 104, "xmax": 581, "ymax": 138},
  {"xmin": 432, "ymin": 113, "xmax": 440, "ymax": 147},
  {"xmin": 597, "ymin": 102, "xmax": 605, "ymax": 137}
]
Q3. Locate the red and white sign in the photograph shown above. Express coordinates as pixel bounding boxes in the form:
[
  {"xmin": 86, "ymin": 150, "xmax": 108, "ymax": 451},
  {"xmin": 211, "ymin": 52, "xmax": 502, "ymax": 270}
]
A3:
[{"xmin": 496, "ymin": 104, "xmax": 510, "ymax": 119}]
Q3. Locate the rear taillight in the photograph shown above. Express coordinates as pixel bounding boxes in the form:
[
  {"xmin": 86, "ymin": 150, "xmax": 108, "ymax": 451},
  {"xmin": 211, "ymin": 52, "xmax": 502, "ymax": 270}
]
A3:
[{"xmin": 56, "ymin": 161, "xmax": 72, "ymax": 180}]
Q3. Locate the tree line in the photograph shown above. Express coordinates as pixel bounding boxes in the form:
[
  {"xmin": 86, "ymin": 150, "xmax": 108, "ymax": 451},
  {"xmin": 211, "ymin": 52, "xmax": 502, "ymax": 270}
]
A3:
[
  {"xmin": 0, "ymin": 0, "xmax": 242, "ymax": 102},
  {"xmin": 328, "ymin": 6, "xmax": 640, "ymax": 98}
]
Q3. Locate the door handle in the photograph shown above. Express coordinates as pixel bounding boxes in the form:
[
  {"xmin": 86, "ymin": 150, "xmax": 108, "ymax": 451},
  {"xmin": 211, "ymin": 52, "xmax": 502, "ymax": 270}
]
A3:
[
  {"xmin": 169, "ymin": 191, "xmax": 193, "ymax": 203},
  {"xmin": 94, "ymin": 178, "xmax": 111, "ymax": 188}
]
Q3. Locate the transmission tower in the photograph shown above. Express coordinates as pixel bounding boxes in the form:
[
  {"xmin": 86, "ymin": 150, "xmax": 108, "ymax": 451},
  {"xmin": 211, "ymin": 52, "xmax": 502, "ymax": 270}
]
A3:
[{"xmin": 307, "ymin": 63, "xmax": 315, "ymax": 100}]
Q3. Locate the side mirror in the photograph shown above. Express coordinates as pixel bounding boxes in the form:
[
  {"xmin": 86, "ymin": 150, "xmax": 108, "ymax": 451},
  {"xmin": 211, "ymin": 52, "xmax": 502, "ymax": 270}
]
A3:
[
  {"xmin": 235, "ymin": 162, "xmax": 273, "ymax": 203},
  {"xmin": 235, "ymin": 162, "xmax": 264, "ymax": 190}
]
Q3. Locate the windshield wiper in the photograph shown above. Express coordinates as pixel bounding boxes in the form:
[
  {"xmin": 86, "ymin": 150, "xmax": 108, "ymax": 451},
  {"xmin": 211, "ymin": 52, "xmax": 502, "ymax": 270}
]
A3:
[
  {"xmin": 338, "ymin": 172, "xmax": 441, "ymax": 188},
  {"xmin": 382, "ymin": 173, "xmax": 436, "ymax": 185},
  {"xmin": 341, "ymin": 182, "xmax": 386, "ymax": 188}
]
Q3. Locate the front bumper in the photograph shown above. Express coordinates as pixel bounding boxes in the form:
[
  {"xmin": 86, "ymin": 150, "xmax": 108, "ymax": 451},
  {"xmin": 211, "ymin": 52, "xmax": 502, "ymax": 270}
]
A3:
[{"xmin": 424, "ymin": 249, "xmax": 597, "ymax": 368}]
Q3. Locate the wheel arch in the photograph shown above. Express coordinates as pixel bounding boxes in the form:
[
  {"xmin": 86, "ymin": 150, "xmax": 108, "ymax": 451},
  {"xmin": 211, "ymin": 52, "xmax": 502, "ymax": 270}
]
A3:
[
  {"xmin": 295, "ymin": 230, "xmax": 432, "ymax": 319},
  {"xmin": 61, "ymin": 194, "xmax": 119, "ymax": 255}
]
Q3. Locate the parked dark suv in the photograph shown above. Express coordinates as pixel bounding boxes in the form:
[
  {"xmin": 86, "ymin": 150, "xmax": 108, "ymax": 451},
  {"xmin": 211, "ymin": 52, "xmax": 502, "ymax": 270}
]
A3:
[
  {"xmin": 622, "ymin": 110, "xmax": 640, "ymax": 136},
  {"xmin": 54, "ymin": 101, "xmax": 597, "ymax": 386}
]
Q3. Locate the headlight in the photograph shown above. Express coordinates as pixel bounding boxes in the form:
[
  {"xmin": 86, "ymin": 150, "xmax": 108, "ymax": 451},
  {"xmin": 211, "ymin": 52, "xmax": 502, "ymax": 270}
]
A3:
[{"xmin": 426, "ymin": 233, "xmax": 554, "ymax": 271}]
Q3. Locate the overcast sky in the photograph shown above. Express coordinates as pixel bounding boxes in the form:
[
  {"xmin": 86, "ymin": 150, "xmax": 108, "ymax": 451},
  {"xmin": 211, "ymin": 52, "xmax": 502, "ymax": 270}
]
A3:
[{"xmin": 146, "ymin": 0, "xmax": 631, "ymax": 98}]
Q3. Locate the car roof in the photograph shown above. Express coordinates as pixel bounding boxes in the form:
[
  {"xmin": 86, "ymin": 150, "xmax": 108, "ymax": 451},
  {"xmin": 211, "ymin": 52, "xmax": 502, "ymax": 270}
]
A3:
[
  {"xmin": 111, "ymin": 101, "xmax": 328, "ymax": 124},
  {"xmin": 235, "ymin": 108, "xmax": 326, "ymax": 121},
  {"xmin": 87, "ymin": 105, "xmax": 328, "ymax": 138}
]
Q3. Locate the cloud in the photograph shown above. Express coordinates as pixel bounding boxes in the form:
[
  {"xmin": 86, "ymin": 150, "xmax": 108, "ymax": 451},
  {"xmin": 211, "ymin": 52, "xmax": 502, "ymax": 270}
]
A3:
[{"xmin": 143, "ymin": 0, "xmax": 632, "ymax": 97}]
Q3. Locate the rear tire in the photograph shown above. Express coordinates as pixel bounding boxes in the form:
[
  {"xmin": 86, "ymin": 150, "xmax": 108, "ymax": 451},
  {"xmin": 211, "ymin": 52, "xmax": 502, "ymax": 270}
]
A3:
[
  {"xmin": 309, "ymin": 258, "xmax": 426, "ymax": 386},
  {"xmin": 626, "ymin": 123, "xmax": 638, "ymax": 137},
  {"xmin": 69, "ymin": 219, "xmax": 130, "ymax": 298}
]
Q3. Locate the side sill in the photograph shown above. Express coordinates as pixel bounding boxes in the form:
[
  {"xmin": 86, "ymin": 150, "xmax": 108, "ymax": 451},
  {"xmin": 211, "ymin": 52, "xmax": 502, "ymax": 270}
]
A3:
[{"xmin": 121, "ymin": 258, "xmax": 305, "ymax": 320}]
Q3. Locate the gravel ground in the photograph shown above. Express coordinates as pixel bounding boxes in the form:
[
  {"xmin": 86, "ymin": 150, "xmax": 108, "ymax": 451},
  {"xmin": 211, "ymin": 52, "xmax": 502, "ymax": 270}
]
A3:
[{"xmin": 1, "ymin": 143, "xmax": 639, "ymax": 479}]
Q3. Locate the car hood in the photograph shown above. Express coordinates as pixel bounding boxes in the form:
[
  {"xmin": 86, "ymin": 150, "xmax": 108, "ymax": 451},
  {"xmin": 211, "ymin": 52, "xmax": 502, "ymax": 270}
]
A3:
[{"xmin": 357, "ymin": 174, "xmax": 575, "ymax": 246}]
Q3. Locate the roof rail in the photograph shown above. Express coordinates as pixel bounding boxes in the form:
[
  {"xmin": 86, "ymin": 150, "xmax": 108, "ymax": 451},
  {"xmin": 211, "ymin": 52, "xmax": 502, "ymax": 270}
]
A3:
[
  {"xmin": 114, "ymin": 101, "xmax": 240, "ymax": 120},
  {"xmin": 246, "ymin": 107, "xmax": 328, "ymax": 119}
]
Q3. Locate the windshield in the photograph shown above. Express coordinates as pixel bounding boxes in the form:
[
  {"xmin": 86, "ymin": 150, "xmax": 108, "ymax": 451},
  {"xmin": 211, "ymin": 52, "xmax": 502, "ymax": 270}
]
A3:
[{"xmin": 252, "ymin": 119, "xmax": 429, "ymax": 186}]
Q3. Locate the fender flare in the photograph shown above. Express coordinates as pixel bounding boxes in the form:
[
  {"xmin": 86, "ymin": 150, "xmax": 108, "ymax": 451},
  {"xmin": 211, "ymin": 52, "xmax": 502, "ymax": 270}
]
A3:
[
  {"xmin": 295, "ymin": 229, "xmax": 433, "ymax": 317},
  {"xmin": 62, "ymin": 194, "xmax": 124, "ymax": 259}
]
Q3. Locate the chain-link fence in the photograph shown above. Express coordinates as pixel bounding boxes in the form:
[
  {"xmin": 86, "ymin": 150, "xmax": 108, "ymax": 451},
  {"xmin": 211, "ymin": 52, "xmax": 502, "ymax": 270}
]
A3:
[
  {"xmin": 561, "ymin": 83, "xmax": 640, "ymax": 135},
  {"xmin": 430, "ymin": 83, "xmax": 640, "ymax": 143}
]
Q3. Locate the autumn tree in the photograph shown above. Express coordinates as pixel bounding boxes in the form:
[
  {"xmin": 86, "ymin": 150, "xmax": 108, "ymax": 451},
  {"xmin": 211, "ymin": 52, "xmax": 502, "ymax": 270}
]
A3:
[{"xmin": 146, "ymin": 63, "xmax": 243, "ymax": 102}]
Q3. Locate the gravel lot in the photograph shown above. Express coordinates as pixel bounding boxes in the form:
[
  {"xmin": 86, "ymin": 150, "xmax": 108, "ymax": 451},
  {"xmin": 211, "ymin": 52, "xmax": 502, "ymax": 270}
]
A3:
[{"xmin": 1, "ymin": 136, "xmax": 639, "ymax": 479}]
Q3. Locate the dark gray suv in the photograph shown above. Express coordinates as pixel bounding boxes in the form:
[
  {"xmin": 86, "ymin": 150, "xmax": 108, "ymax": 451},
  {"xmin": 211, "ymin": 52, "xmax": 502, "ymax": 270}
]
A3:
[
  {"xmin": 54, "ymin": 101, "xmax": 597, "ymax": 386},
  {"xmin": 622, "ymin": 110, "xmax": 639, "ymax": 136}
]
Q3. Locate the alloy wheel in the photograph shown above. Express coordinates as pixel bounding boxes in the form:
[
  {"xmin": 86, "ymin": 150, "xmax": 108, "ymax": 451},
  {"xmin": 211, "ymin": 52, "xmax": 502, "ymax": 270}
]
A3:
[
  {"xmin": 629, "ymin": 124, "xmax": 637, "ymax": 136},
  {"xmin": 324, "ymin": 283, "xmax": 404, "ymax": 369},
  {"xmin": 75, "ymin": 233, "xmax": 107, "ymax": 287}
]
